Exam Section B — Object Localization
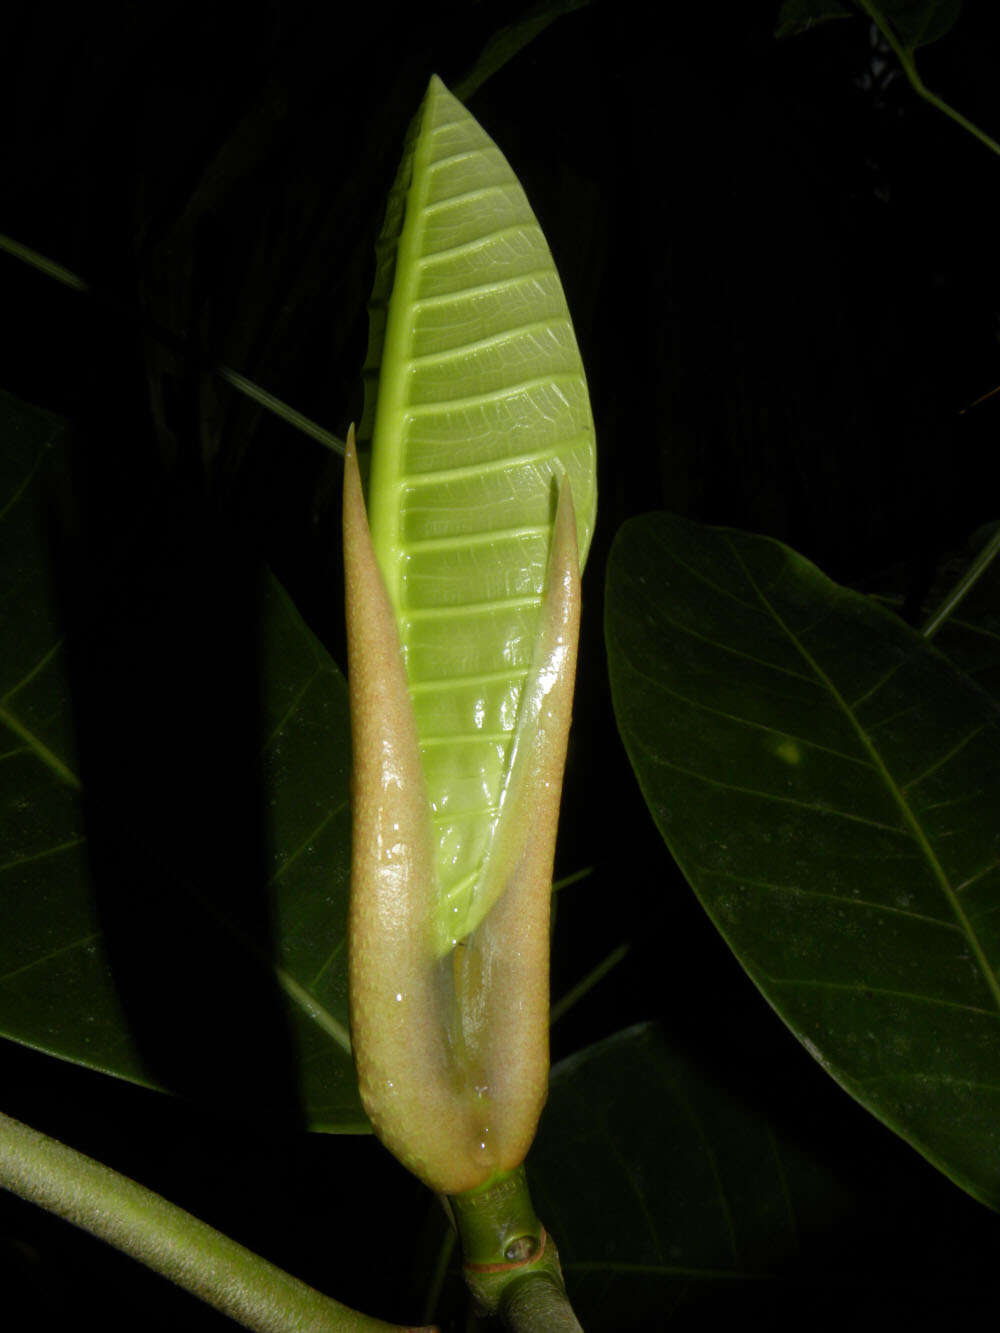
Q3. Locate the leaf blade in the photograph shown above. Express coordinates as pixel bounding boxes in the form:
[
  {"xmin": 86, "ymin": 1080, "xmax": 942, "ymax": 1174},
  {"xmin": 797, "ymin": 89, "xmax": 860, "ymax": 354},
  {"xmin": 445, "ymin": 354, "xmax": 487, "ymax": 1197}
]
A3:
[
  {"xmin": 364, "ymin": 76, "xmax": 597, "ymax": 943},
  {"xmin": 606, "ymin": 510, "xmax": 1000, "ymax": 1208},
  {"xmin": 0, "ymin": 389, "xmax": 363, "ymax": 1130}
]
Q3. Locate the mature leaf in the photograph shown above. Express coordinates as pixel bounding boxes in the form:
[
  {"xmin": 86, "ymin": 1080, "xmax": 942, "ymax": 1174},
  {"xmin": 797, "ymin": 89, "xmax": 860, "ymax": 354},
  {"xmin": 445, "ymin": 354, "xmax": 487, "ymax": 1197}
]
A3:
[
  {"xmin": 873, "ymin": 0, "xmax": 963, "ymax": 49},
  {"xmin": 606, "ymin": 511, "xmax": 1000, "ymax": 1209},
  {"xmin": 874, "ymin": 602, "xmax": 1000, "ymax": 703},
  {"xmin": 927, "ymin": 609, "xmax": 1000, "ymax": 708},
  {"xmin": 775, "ymin": 0, "xmax": 852, "ymax": 40},
  {"xmin": 431, "ymin": 1020, "xmax": 986, "ymax": 1327},
  {"xmin": 537, "ymin": 1024, "xmax": 1000, "ymax": 1326},
  {"xmin": 534, "ymin": 1024, "xmax": 852, "ymax": 1325},
  {"xmin": 361, "ymin": 76, "xmax": 597, "ymax": 943},
  {"xmin": 775, "ymin": 0, "xmax": 962, "ymax": 47},
  {"xmin": 0, "ymin": 389, "xmax": 364, "ymax": 1130}
]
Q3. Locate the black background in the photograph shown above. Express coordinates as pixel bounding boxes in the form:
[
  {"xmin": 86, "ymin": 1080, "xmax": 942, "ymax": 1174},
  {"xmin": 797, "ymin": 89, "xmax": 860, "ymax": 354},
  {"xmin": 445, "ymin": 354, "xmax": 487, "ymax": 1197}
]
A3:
[{"xmin": 3, "ymin": 0, "xmax": 1000, "ymax": 1327}]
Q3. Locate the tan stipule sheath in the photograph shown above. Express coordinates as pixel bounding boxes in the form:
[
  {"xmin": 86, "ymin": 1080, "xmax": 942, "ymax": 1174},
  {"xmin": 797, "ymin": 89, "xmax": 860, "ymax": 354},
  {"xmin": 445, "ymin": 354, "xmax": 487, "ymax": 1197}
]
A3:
[{"xmin": 343, "ymin": 427, "xmax": 581, "ymax": 1195}]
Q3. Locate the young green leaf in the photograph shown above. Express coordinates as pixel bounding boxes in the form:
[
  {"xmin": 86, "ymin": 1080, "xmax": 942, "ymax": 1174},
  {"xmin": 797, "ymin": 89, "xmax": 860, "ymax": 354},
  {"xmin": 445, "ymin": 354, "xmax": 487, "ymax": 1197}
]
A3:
[
  {"xmin": 361, "ymin": 75, "xmax": 597, "ymax": 954},
  {"xmin": 346, "ymin": 75, "xmax": 594, "ymax": 1193}
]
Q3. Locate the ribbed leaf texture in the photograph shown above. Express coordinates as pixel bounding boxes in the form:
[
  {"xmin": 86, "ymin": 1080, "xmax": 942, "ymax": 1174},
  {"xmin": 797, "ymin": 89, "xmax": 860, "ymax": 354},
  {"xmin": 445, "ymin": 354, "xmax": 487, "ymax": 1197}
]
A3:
[{"xmin": 362, "ymin": 76, "xmax": 597, "ymax": 945}]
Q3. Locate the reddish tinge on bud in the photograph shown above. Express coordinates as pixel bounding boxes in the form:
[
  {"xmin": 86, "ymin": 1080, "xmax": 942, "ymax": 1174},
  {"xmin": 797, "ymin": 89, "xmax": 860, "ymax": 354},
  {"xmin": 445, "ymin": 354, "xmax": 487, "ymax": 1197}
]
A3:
[{"xmin": 343, "ymin": 427, "xmax": 580, "ymax": 1195}]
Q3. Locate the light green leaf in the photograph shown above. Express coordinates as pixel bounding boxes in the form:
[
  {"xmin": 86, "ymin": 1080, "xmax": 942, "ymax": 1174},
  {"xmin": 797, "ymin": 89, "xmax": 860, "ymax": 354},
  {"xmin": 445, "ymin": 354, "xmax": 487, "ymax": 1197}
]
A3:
[
  {"xmin": 0, "ymin": 388, "xmax": 363, "ymax": 1130},
  {"xmin": 362, "ymin": 76, "xmax": 597, "ymax": 943},
  {"xmin": 606, "ymin": 511, "xmax": 1000, "ymax": 1209}
]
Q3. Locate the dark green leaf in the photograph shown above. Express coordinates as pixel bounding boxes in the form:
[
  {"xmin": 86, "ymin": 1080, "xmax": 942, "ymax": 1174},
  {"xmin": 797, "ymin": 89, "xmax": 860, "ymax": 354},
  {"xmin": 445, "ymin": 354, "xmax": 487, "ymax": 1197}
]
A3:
[
  {"xmin": 914, "ymin": 603, "xmax": 1000, "ymax": 700},
  {"xmin": 453, "ymin": 0, "xmax": 597, "ymax": 101},
  {"xmin": 775, "ymin": 0, "xmax": 962, "ymax": 48},
  {"xmin": 605, "ymin": 510, "xmax": 1000, "ymax": 1209},
  {"xmin": 0, "ymin": 388, "xmax": 363, "ymax": 1131},
  {"xmin": 426, "ymin": 1019, "xmax": 998, "ymax": 1326},
  {"xmin": 873, "ymin": 0, "xmax": 963, "ymax": 49},
  {"xmin": 533, "ymin": 1024, "xmax": 853, "ymax": 1324},
  {"xmin": 919, "ymin": 521, "xmax": 1000, "ymax": 692},
  {"xmin": 775, "ymin": 0, "xmax": 852, "ymax": 40}
]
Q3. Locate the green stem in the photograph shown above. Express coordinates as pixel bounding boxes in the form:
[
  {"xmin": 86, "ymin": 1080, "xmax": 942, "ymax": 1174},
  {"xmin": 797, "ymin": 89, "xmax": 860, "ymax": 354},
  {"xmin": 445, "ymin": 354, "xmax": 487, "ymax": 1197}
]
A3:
[
  {"xmin": 0, "ymin": 1109, "xmax": 426, "ymax": 1332},
  {"xmin": 921, "ymin": 524, "xmax": 1000, "ymax": 638},
  {"xmin": 855, "ymin": 0, "xmax": 1000, "ymax": 159},
  {"xmin": 497, "ymin": 1273, "xmax": 585, "ymax": 1332},
  {"xmin": 448, "ymin": 1167, "xmax": 581, "ymax": 1331},
  {"xmin": 0, "ymin": 231, "xmax": 345, "ymax": 456}
]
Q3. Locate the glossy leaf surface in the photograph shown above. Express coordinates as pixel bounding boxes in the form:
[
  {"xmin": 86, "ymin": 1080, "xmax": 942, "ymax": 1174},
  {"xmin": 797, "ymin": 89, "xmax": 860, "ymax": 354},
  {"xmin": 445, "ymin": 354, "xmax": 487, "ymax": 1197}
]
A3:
[
  {"xmin": 606, "ymin": 511, "xmax": 1000, "ymax": 1208},
  {"xmin": 362, "ymin": 75, "xmax": 597, "ymax": 944},
  {"xmin": 0, "ymin": 389, "xmax": 364, "ymax": 1129}
]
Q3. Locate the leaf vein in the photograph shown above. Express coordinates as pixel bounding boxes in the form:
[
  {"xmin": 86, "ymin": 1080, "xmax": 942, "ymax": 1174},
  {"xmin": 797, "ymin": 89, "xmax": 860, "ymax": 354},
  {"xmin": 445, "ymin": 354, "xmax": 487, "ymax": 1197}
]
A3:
[
  {"xmin": 404, "ymin": 372, "xmax": 582, "ymax": 416},
  {"xmin": 417, "ymin": 222, "xmax": 540, "ymax": 267},
  {"xmin": 412, "ymin": 269, "xmax": 554, "ymax": 311},
  {"xmin": 625, "ymin": 606, "xmax": 819, "ymax": 688},
  {"xmin": 637, "ymin": 742, "xmax": 907, "ymax": 833},
  {"xmin": 765, "ymin": 976, "xmax": 997, "ymax": 1018},
  {"xmin": 694, "ymin": 866, "xmax": 961, "ymax": 931},
  {"xmin": 269, "ymin": 799, "xmax": 348, "ymax": 886},
  {"xmin": 624, "ymin": 665, "xmax": 870, "ymax": 767},
  {"xmin": 407, "ymin": 317, "xmax": 571, "ymax": 368},
  {"xmin": 903, "ymin": 724, "xmax": 989, "ymax": 791},
  {"xmin": 0, "ymin": 931, "xmax": 102, "ymax": 987},
  {"xmin": 423, "ymin": 183, "xmax": 514, "ymax": 214},
  {"xmin": 403, "ymin": 594, "xmax": 541, "ymax": 622},
  {"xmin": 729, "ymin": 539, "xmax": 1000, "ymax": 1013},
  {"xmin": 0, "ymin": 705, "xmax": 79, "ymax": 789},
  {"xmin": 258, "ymin": 663, "xmax": 323, "ymax": 756},
  {"xmin": 0, "ymin": 836, "xmax": 86, "ymax": 878},
  {"xmin": 1, "ymin": 639, "xmax": 65, "ymax": 708},
  {"xmin": 400, "ymin": 435, "xmax": 589, "ymax": 485}
]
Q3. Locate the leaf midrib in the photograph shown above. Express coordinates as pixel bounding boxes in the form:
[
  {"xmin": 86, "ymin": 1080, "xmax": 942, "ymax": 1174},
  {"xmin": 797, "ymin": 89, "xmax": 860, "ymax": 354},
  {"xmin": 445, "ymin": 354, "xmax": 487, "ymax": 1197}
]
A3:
[
  {"xmin": 731, "ymin": 539, "xmax": 1000, "ymax": 1015},
  {"xmin": 368, "ymin": 81, "xmax": 438, "ymax": 608}
]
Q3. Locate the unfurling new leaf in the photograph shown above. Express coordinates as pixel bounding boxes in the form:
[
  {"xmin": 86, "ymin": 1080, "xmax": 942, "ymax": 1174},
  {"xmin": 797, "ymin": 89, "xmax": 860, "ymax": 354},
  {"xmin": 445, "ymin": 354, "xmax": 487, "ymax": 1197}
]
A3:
[{"xmin": 345, "ymin": 76, "xmax": 595, "ymax": 1194}]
